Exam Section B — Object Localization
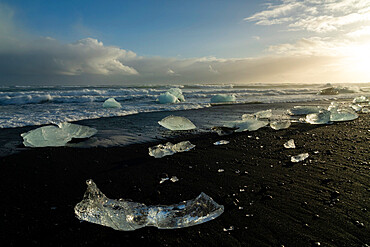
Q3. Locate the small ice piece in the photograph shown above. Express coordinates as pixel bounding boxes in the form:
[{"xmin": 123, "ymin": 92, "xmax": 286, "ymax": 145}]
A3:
[
  {"xmin": 270, "ymin": 120, "xmax": 291, "ymax": 130},
  {"xmin": 21, "ymin": 123, "xmax": 97, "ymax": 147},
  {"xmin": 243, "ymin": 109, "xmax": 272, "ymax": 119},
  {"xmin": 218, "ymin": 169, "xmax": 224, "ymax": 173},
  {"xmin": 353, "ymin": 96, "xmax": 368, "ymax": 103},
  {"xmin": 158, "ymin": 115, "xmax": 196, "ymax": 131},
  {"xmin": 211, "ymin": 126, "xmax": 238, "ymax": 136},
  {"xmin": 148, "ymin": 141, "xmax": 195, "ymax": 158},
  {"xmin": 330, "ymin": 108, "xmax": 358, "ymax": 122},
  {"xmin": 284, "ymin": 139, "xmax": 296, "ymax": 149},
  {"xmin": 291, "ymin": 153, "xmax": 309, "ymax": 163},
  {"xmin": 210, "ymin": 94, "xmax": 236, "ymax": 103},
  {"xmin": 225, "ymin": 119, "xmax": 268, "ymax": 132},
  {"xmin": 288, "ymin": 106, "xmax": 322, "ymax": 115},
  {"xmin": 103, "ymin": 98, "xmax": 121, "ymax": 108},
  {"xmin": 362, "ymin": 108, "xmax": 369, "ymax": 113},
  {"xmin": 305, "ymin": 110, "xmax": 331, "ymax": 124},
  {"xmin": 318, "ymin": 87, "xmax": 339, "ymax": 95},
  {"xmin": 213, "ymin": 140, "xmax": 230, "ymax": 145},
  {"xmin": 170, "ymin": 176, "xmax": 179, "ymax": 182},
  {"xmin": 350, "ymin": 104, "xmax": 362, "ymax": 112},
  {"xmin": 74, "ymin": 179, "xmax": 224, "ymax": 231},
  {"xmin": 157, "ymin": 92, "xmax": 180, "ymax": 104},
  {"xmin": 160, "ymin": 178, "xmax": 169, "ymax": 184}
]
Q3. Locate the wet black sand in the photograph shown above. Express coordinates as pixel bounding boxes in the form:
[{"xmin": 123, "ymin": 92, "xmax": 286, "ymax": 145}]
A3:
[{"xmin": 0, "ymin": 109, "xmax": 369, "ymax": 246}]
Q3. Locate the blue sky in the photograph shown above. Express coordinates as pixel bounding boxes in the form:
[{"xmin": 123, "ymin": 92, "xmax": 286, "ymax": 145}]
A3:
[{"xmin": 0, "ymin": 0, "xmax": 370, "ymax": 85}]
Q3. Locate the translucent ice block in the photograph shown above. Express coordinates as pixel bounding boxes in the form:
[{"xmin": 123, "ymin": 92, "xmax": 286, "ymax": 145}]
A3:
[
  {"xmin": 270, "ymin": 120, "xmax": 291, "ymax": 130},
  {"xmin": 103, "ymin": 98, "xmax": 121, "ymax": 108},
  {"xmin": 330, "ymin": 108, "xmax": 358, "ymax": 122},
  {"xmin": 74, "ymin": 179, "xmax": 224, "ymax": 231},
  {"xmin": 288, "ymin": 106, "xmax": 322, "ymax": 115},
  {"xmin": 353, "ymin": 96, "xmax": 368, "ymax": 103},
  {"xmin": 157, "ymin": 92, "xmax": 180, "ymax": 104},
  {"xmin": 158, "ymin": 115, "xmax": 196, "ymax": 131},
  {"xmin": 210, "ymin": 94, "xmax": 236, "ymax": 103},
  {"xmin": 213, "ymin": 140, "xmax": 230, "ymax": 145},
  {"xmin": 242, "ymin": 109, "xmax": 272, "ymax": 120},
  {"xmin": 21, "ymin": 123, "xmax": 97, "ymax": 147},
  {"xmin": 148, "ymin": 141, "xmax": 195, "ymax": 158},
  {"xmin": 305, "ymin": 110, "xmax": 331, "ymax": 124},
  {"xmin": 167, "ymin": 88, "xmax": 185, "ymax": 102},
  {"xmin": 284, "ymin": 139, "xmax": 296, "ymax": 149},
  {"xmin": 291, "ymin": 153, "xmax": 309, "ymax": 162},
  {"xmin": 211, "ymin": 126, "xmax": 238, "ymax": 136},
  {"xmin": 225, "ymin": 119, "xmax": 268, "ymax": 132}
]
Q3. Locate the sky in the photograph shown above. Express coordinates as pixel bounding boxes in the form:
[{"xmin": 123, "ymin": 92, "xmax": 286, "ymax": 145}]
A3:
[{"xmin": 0, "ymin": 0, "xmax": 369, "ymax": 85}]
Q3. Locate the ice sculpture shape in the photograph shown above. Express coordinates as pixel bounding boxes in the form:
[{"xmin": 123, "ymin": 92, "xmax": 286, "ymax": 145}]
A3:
[
  {"xmin": 210, "ymin": 94, "xmax": 236, "ymax": 103},
  {"xmin": 225, "ymin": 119, "xmax": 268, "ymax": 132},
  {"xmin": 103, "ymin": 98, "xmax": 121, "ymax": 108},
  {"xmin": 149, "ymin": 141, "xmax": 195, "ymax": 158},
  {"xmin": 270, "ymin": 120, "xmax": 291, "ymax": 130},
  {"xmin": 291, "ymin": 153, "xmax": 309, "ymax": 162},
  {"xmin": 353, "ymin": 96, "xmax": 368, "ymax": 103},
  {"xmin": 305, "ymin": 110, "xmax": 331, "ymax": 124},
  {"xmin": 213, "ymin": 140, "xmax": 230, "ymax": 145},
  {"xmin": 74, "ymin": 179, "xmax": 224, "ymax": 231},
  {"xmin": 158, "ymin": 92, "xmax": 180, "ymax": 104},
  {"xmin": 330, "ymin": 108, "xmax": 358, "ymax": 122},
  {"xmin": 288, "ymin": 106, "xmax": 322, "ymax": 115},
  {"xmin": 158, "ymin": 115, "xmax": 196, "ymax": 131},
  {"xmin": 284, "ymin": 139, "xmax": 296, "ymax": 149},
  {"xmin": 21, "ymin": 123, "xmax": 97, "ymax": 147}
]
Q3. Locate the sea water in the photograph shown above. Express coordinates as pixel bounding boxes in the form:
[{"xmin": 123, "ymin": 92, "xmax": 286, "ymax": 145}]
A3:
[{"xmin": 1, "ymin": 83, "xmax": 368, "ymax": 129}]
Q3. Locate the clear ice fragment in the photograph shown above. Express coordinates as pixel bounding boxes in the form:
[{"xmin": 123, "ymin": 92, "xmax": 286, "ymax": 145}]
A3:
[
  {"xmin": 158, "ymin": 115, "xmax": 196, "ymax": 131},
  {"xmin": 148, "ymin": 141, "xmax": 195, "ymax": 158},
  {"xmin": 362, "ymin": 108, "xmax": 369, "ymax": 113},
  {"xmin": 305, "ymin": 110, "xmax": 331, "ymax": 124},
  {"xmin": 74, "ymin": 179, "xmax": 224, "ymax": 231},
  {"xmin": 21, "ymin": 123, "xmax": 97, "ymax": 147},
  {"xmin": 167, "ymin": 88, "xmax": 185, "ymax": 102},
  {"xmin": 103, "ymin": 98, "xmax": 121, "ymax": 108},
  {"xmin": 270, "ymin": 120, "xmax": 291, "ymax": 130},
  {"xmin": 160, "ymin": 178, "xmax": 169, "ymax": 184},
  {"xmin": 210, "ymin": 94, "xmax": 236, "ymax": 103},
  {"xmin": 350, "ymin": 104, "xmax": 362, "ymax": 112},
  {"xmin": 353, "ymin": 96, "xmax": 368, "ymax": 103},
  {"xmin": 284, "ymin": 139, "xmax": 296, "ymax": 149},
  {"xmin": 225, "ymin": 119, "xmax": 268, "ymax": 132},
  {"xmin": 211, "ymin": 126, "xmax": 238, "ymax": 136},
  {"xmin": 291, "ymin": 153, "xmax": 309, "ymax": 162},
  {"xmin": 330, "ymin": 108, "xmax": 358, "ymax": 122},
  {"xmin": 318, "ymin": 87, "xmax": 339, "ymax": 95},
  {"xmin": 288, "ymin": 106, "xmax": 322, "ymax": 115},
  {"xmin": 243, "ymin": 109, "xmax": 272, "ymax": 119},
  {"xmin": 213, "ymin": 140, "xmax": 230, "ymax": 145},
  {"xmin": 170, "ymin": 176, "xmax": 179, "ymax": 182}
]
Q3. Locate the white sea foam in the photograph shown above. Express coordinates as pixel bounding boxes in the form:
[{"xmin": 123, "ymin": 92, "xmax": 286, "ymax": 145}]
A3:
[{"xmin": 0, "ymin": 84, "xmax": 369, "ymax": 128}]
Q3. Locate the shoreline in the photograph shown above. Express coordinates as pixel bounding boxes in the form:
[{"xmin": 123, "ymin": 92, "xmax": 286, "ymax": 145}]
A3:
[{"xmin": 1, "ymin": 110, "xmax": 369, "ymax": 246}]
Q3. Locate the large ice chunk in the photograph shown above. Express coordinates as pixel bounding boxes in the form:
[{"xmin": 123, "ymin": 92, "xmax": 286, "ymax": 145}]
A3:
[
  {"xmin": 74, "ymin": 179, "xmax": 224, "ymax": 231},
  {"xmin": 103, "ymin": 98, "xmax": 121, "ymax": 108},
  {"xmin": 330, "ymin": 108, "xmax": 358, "ymax": 122},
  {"xmin": 353, "ymin": 96, "xmax": 368, "ymax": 103},
  {"xmin": 149, "ymin": 141, "xmax": 195, "ymax": 158},
  {"xmin": 157, "ymin": 88, "xmax": 185, "ymax": 104},
  {"xmin": 210, "ymin": 94, "xmax": 236, "ymax": 103},
  {"xmin": 288, "ymin": 106, "xmax": 322, "ymax": 115},
  {"xmin": 305, "ymin": 110, "xmax": 331, "ymax": 124},
  {"xmin": 21, "ymin": 123, "xmax": 97, "ymax": 147},
  {"xmin": 158, "ymin": 115, "xmax": 196, "ymax": 131},
  {"xmin": 270, "ymin": 120, "xmax": 291, "ymax": 130}
]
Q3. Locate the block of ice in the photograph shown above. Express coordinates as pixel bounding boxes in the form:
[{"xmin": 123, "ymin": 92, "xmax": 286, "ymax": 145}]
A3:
[
  {"xmin": 362, "ymin": 108, "xmax": 369, "ymax": 113},
  {"xmin": 74, "ymin": 179, "xmax": 224, "ymax": 231},
  {"xmin": 148, "ymin": 141, "xmax": 195, "ymax": 158},
  {"xmin": 330, "ymin": 108, "xmax": 358, "ymax": 122},
  {"xmin": 225, "ymin": 119, "xmax": 268, "ymax": 132},
  {"xmin": 21, "ymin": 123, "xmax": 97, "ymax": 147},
  {"xmin": 291, "ymin": 153, "xmax": 309, "ymax": 162},
  {"xmin": 243, "ymin": 109, "xmax": 272, "ymax": 120},
  {"xmin": 284, "ymin": 139, "xmax": 296, "ymax": 149},
  {"xmin": 305, "ymin": 110, "xmax": 331, "ymax": 124},
  {"xmin": 213, "ymin": 140, "xmax": 230, "ymax": 145},
  {"xmin": 353, "ymin": 96, "xmax": 368, "ymax": 103},
  {"xmin": 288, "ymin": 106, "xmax": 322, "ymax": 115},
  {"xmin": 103, "ymin": 98, "xmax": 121, "ymax": 108},
  {"xmin": 318, "ymin": 87, "xmax": 339, "ymax": 95},
  {"xmin": 270, "ymin": 120, "xmax": 291, "ymax": 130},
  {"xmin": 350, "ymin": 104, "xmax": 362, "ymax": 112},
  {"xmin": 158, "ymin": 92, "xmax": 180, "ymax": 104},
  {"xmin": 158, "ymin": 115, "xmax": 196, "ymax": 131},
  {"xmin": 167, "ymin": 88, "xmax": 185, "ymax": 102},
  {"xmin": 210, "ymin": 94, "xmax": 236, "ymax": 103},
  {"xmin": 211, "ymin": 126, "xmax": 238, "ymax": 136}
]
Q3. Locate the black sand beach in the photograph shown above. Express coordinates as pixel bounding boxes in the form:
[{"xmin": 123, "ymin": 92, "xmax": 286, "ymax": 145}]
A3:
[{"xmin": 1, "ymin": 105, "xmax": 369, "ymax": 246}]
